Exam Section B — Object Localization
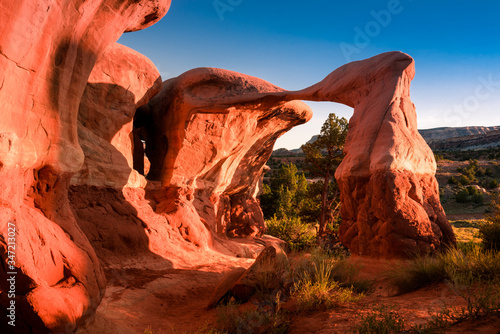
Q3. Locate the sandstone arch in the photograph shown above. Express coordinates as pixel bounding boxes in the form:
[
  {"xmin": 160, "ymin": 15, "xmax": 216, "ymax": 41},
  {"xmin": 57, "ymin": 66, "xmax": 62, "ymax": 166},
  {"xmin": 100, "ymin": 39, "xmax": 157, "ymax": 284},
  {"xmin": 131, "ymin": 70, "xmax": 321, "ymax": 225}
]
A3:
[{"xmin": 141, "ymin": 52, "xmax": 455, "ymax": 258}]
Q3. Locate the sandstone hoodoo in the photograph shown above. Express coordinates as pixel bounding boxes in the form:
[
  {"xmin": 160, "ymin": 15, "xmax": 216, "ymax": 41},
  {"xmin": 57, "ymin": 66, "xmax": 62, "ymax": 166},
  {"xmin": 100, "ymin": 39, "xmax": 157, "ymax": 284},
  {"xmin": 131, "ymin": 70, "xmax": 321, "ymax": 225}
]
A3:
[
  {"xmin": 287, "ymin": 52, "xmax": 456, "ymax": 257},
  {"xmin": 0, "ymin": 0, "xmax": 171, "ymax": 332}
]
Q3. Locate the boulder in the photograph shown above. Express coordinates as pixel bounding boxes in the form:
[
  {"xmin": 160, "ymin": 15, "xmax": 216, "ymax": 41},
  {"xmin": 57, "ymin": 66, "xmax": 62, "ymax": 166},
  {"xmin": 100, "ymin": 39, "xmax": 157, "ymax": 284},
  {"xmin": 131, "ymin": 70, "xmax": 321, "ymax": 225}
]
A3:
[{"xmin": 206, "ymin": 246, "xmax": 289, "ymax": 308}]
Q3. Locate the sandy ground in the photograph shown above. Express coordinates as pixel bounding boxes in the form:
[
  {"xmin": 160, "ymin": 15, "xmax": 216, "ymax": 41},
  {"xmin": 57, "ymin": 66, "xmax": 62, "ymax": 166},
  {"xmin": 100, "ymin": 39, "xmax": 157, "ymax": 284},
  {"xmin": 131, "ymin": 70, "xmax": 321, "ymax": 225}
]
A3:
[{"xmin": 77, "ymin": 254, "xmax": 500, "ymax": 334}]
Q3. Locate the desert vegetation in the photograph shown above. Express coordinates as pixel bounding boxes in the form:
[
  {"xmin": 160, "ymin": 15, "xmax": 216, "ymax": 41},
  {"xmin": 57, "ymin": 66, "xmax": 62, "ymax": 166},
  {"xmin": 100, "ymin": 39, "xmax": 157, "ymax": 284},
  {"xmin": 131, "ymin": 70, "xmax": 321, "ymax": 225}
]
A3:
[
  {"xmin": 261, "ymin": 113, "xmax": 348, "ymax": 251},
  {"xmin": 174, "ymin": 156, "xmax": 498, "ymax": 333},
  {"xmin": 221, "ymin": 135, "xmax": 500, "ymax": 334}
]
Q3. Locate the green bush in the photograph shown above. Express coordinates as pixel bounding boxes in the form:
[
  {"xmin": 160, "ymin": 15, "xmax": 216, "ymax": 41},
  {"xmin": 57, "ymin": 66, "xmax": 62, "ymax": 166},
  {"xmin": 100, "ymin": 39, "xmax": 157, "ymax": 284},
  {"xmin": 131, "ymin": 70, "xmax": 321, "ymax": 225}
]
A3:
[
  {"xmin": 472, "ymin": 193, "xmax": 484, "ymax": 204},
  {"xmin": 266, "ymin": 216, "xmax": 316, "ymax": 251},
  {"xmin": 458, "ymin": 174, "xmax": 471, "ymax": 185},
  {"xmin": 352, "ymin": 305, "xmax": 406, "ymax": 334},
  {"xmin": 479, "ymin": 223, "xmax": 500, "ymax": 250},
  {"xmin": 466, "ymin": 186, "xmax": 479, "ymax": 196},
  {"xmin": 489, "ymin": 179, "xmax": 499, "ymax": 189},
  {"xmin": 447, "ymin": 176, "xmax": 458, "ymax": 185},
  {"xmin": 455, "ymin": 188, "xmax": 469, "ymax": 203}
]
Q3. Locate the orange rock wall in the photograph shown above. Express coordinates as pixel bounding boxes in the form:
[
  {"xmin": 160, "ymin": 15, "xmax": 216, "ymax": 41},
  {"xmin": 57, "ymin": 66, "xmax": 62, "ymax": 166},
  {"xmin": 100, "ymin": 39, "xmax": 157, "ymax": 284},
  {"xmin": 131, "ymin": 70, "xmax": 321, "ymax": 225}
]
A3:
[{"xmin": 0, "ymin": 0, "xmax": 170, "ymax": 332}]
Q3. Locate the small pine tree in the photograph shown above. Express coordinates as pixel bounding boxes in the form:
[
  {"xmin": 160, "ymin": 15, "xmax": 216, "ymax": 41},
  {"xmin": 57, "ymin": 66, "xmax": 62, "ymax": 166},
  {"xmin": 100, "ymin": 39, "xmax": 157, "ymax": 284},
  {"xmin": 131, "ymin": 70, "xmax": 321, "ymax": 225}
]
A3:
[{"xmin": 301, "ymin": 114, "xmax": 348, "ymax": 237}]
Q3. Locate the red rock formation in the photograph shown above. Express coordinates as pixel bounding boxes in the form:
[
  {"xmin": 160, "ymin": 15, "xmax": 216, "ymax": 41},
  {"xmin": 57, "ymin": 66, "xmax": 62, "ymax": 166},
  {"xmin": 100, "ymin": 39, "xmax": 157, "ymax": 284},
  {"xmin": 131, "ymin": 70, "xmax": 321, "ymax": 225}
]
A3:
[
  {"xmin": 135, "ymin": 53, "xmax": 453, "ymax": 258},
  {"xmin": 0, "ymin": 8, "xmax": 452, "ymax": 332},
  {"xmin": 137, "ymin": 68, "xmax": 312, "ymax": 241},
  {"xmin": 73, "ymin": 42, "xmax": 162, "ymax": 189},
  {"xmin": 0, "ymin": 0, "xmax": 170, "ymax": 332},
  {"xmin": 205, "ymin": 52, "xmax": 455, "ymax": 257},
  {"xmin": 288, "ymin": 52, "xmax": 456, "ymax": 257}
]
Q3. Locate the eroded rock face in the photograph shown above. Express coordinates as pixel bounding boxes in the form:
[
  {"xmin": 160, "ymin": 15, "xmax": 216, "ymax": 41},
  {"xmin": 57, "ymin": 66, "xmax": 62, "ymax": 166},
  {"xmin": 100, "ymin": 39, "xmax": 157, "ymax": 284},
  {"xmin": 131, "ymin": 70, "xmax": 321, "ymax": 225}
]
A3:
[
  {"xmin": 206, "ymin": 246, "xmax": 289, "ymax": 309},
  {"xmin": 72, "ymin": 42, "xmax": 162, "ymax": 189},
  {"xmin": 135, "ymin": 53, "xmax": 454, "ymax": 258},
  {"xmin": 199, "ymin": 52, "xmax": 455, "ymax": 257},
  {"xmin": 0, "ymin": 0, "xmax": 170, "ymax": 332},
  {"xmin": 138, "ymin": 68, "xmax": 312, "ymax": 242},
  {"xmin": 287, "ymin": 52, "xmax": 456, "ymax": 257}
]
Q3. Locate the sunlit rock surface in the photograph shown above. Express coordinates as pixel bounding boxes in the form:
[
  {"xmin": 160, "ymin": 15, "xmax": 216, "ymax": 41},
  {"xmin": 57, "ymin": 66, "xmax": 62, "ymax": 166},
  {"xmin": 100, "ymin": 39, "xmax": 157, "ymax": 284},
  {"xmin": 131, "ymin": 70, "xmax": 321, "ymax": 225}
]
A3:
[
  {"xmin": 286, "ymin": 52, "xmax": 456, "ymax": 257},
  {"xmin": 0, "ymin": 0, "xmax": 170, "ymax": 332},
  {"xmin": 138, "ymin": 68, "xmax": 312, "ymax": 242}
]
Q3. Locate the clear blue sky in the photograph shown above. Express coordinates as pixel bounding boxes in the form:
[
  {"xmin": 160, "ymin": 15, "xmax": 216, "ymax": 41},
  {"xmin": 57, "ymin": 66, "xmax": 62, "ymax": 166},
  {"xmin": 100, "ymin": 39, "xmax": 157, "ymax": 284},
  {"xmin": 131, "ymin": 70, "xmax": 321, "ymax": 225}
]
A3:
[{"xmin": 119, "ymin": 0, "xmax": 500, "ymax": 149}]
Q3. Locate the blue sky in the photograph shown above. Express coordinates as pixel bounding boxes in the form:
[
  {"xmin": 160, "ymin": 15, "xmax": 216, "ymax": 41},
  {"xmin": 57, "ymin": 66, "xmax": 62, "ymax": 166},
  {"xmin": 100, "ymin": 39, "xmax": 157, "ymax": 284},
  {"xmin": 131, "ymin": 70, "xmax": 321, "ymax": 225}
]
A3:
[{"xmin": 119, "ymin": 0, "xmax": 500, "ymax": 149}]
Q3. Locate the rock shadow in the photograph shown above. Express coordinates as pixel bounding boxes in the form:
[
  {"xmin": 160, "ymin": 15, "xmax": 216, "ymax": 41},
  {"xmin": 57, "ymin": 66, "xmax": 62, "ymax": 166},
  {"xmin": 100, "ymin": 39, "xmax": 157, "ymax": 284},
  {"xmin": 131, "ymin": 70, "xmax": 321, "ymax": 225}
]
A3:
[{"xmin": 71, "ymin": 81, "xmax": 173, "ymax": 270}]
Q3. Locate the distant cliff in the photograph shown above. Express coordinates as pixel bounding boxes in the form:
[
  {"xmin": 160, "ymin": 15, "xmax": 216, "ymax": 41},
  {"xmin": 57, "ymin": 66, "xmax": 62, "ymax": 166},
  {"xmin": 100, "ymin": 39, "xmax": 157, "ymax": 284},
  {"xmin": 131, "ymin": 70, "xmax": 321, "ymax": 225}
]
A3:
[
  {"xmin": 419, "ymin": 126, "xmax": 500, "ymax": 142},
  {"xmin": 419, "ymin": 126, "xmax": 500, "ymax": 151},
  {"xmin": 273, "ymin": 126, "xmax": 500, "ymax": 155}
]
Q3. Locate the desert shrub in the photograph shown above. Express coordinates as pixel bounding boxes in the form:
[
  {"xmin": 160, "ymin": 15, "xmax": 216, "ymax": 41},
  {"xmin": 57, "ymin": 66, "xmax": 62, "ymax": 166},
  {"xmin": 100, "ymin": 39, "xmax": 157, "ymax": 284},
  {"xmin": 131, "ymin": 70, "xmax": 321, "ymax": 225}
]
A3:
[
  {"xmin": 479, "ymin": 222, "xmax": 500, "ymax": 250},
  {"xmin": 216, "ymin": 297, "xmax": 290, "ymax": 334},
  {"xmin": 293, "ymin": 248, "xmax": 371, "ymax": 294},
  {"xmin": 292, "ymin": 250, "xmax": 364, "ymax": 312},
  {"xmin": 266, "ymin": 216, "xmax": 316, "ymax": 251},
  {"xmin": 384, "ymin": 255, "xmax": 447, "ymax": 294},
  {"xmin": 440, "ymin": 246, "xmax": 500, "ymax": 280},
  {"xmin": 292, "ymin": 280, "xmax": 361, "ymax": 312},
  {"xmin": 481, "ymin": 193, "xmax": 500, "ymax": 250},
  {"xmin": 455, "ymin": 186, "xmax": 484, "ymax": 204},
  {"xmin": 485, "ymin": 167, "xmax": 494, "ymax": 177},
  {"xmin": 382, "ymin": 246, "xmax": 500, "ymax": 331},
  {"xmin": 466, "ymin": 186, "xmax": 479, "ymax": 196},
  {"xmin": 260, "ymin": 163, "xmax": 309, "ymax": 220},
  {"xmin": 455, "ymin": 188, "xmax": 469, "ymax": 203},
  {"xmin": 445, "ymin": 268, "xmax": 500, "ymax": 320},
  {"xmin": 385, "ymin": 245, "xmax": 500, "ymax": 294},
  {"xmin": 488, "ymin": 179, "xmax": 499, "ymax": 189},
  {"xmin": 472, "ymin": 193, "xmax": 484, "ymax": 204},
  {"xmin": 447, "ymin": 176, "xmax": 458, "ymax": 185},
  {"xmin": 458, "ymin": 174, "xmax": 470, "ymax": 186},
  {"xmin": 352, "ymin": 305, "xmax": 406, "ymax": 334}
]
